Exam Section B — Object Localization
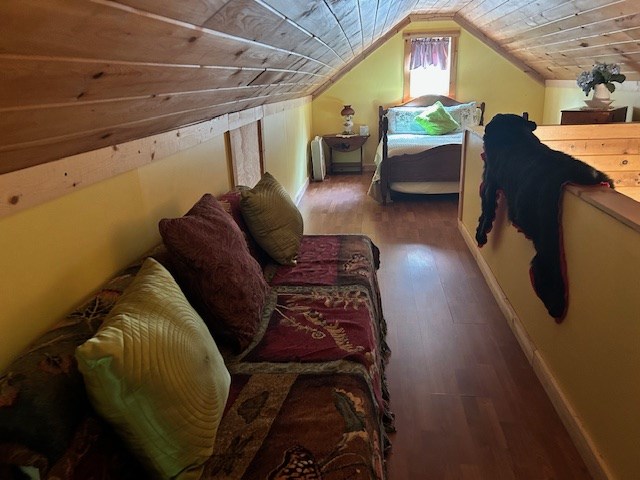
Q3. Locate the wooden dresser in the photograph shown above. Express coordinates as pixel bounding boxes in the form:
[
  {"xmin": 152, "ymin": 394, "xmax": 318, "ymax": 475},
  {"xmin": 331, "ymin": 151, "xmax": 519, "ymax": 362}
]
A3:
[{"xmin": 560, "ymin": 106, "xmax": 627, "ymax": 125}]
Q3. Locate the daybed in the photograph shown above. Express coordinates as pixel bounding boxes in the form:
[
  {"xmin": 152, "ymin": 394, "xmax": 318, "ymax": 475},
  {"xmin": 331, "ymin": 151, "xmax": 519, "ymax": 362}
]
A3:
[
  {"xmin": 368, "ymin": 94, "xmax": 485, "ymax": 204},
  {"xmin": 0, "ymin": 177, "xmax": 392, "ymax": 480}
]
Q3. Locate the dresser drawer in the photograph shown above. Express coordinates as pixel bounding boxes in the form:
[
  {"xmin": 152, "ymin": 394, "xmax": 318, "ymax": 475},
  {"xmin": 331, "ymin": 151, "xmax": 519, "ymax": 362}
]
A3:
[{"xmin": 561, "ymin": 107, "xmax": 627, "ymax": 125}]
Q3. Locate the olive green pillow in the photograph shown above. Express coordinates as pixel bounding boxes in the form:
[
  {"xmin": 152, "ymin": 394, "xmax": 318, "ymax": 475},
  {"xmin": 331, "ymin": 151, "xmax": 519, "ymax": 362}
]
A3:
[
  {"xmin": 75, "ymin": 258, "xmax": 231, "ymax": 480},
  {"xmin": 240, "ymin": 172, "xmax": 304, "ymax": 265},
  {"xmin": 415, "ymin": 101, "xmax": 461, "ymax": 135}
]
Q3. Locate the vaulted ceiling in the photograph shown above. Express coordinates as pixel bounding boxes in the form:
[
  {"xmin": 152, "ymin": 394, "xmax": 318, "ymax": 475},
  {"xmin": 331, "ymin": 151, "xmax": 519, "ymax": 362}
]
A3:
[{"xmin": 1, "ymin": 0, "xmax": 639, "ymax": 174}]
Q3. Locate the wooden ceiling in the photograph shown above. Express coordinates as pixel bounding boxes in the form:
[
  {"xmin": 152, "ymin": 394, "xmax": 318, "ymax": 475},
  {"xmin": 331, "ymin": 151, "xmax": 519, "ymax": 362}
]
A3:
[{"xmin": 1, "ymin": 0, "xmax": 639, "ymax": 174}]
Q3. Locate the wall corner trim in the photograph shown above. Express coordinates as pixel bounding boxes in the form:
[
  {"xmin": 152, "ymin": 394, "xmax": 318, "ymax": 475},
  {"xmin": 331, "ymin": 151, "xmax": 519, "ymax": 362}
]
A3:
[{"xmin": 457, "ymin": 219, "xmax": 613, "ymax": 480}]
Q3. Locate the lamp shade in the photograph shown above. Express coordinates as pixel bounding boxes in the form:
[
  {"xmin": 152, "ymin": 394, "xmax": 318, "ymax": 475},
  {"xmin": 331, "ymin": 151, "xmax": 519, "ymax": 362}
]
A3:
[{"xmin": 340, "ymin": 105, "xmax": 355, "ymax": 116}]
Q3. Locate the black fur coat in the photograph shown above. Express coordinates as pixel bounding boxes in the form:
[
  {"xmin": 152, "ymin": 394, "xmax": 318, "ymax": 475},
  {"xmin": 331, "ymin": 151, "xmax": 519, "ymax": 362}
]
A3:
[{"xmin": 476, "ymin": 114, "xmax": 613, "ymax": 320}]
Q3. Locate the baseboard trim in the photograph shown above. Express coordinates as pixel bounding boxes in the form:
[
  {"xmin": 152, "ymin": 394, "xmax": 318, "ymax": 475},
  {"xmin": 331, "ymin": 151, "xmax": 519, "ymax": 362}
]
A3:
[
  {"xmin": 457, "ymin": 219, "xmax": 612, "ymax": 480},
  {"xmin": 295, "ymin": 176, "xmax": 310, "ymax": 206}
]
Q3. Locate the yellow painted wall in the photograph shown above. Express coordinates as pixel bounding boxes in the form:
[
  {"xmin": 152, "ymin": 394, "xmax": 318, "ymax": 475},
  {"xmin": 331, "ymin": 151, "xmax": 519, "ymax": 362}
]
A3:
[
  {"xmin": 312, "ymin": 20, "xmax": 545, "ymax": 168},
  {"xmin": 0, "ymin": 103, "xmax": 312, "ymax": 371},
  {"xmin": 0, "ymin": 136, "xmax": 229, "ymax": 370},
  {"xmin": 460, "ymin": 129, "xmax": 640, "ymax": 479},
  {"xmin": 262, "ymin": 101, "xmax": 313, "ymax": 200},
  {"xmin": 543, "ymin": 81, "xmax": 640, "ymax": 124}
]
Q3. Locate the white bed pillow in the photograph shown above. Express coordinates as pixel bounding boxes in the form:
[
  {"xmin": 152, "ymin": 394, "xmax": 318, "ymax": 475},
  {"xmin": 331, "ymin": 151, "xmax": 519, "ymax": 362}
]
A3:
[
  {"xmin": 443, "ymin": 102, "xmax": 482, "ymax": 129},
  {"xmin": 386, "ymin": 107, "xmax": 429, "ymax": 135}
]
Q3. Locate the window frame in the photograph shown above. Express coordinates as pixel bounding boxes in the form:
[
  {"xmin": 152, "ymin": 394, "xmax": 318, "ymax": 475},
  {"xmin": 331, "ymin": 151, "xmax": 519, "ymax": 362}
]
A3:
[{"xmin": 403, "ymin": 30, "xmax": 460, "ymax": 102}]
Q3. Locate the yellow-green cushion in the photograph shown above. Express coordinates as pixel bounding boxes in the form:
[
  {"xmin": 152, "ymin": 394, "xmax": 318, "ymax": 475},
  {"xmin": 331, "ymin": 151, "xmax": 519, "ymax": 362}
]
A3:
[
  {"xmin": 415, "ymin": 101, "xmax": 460, "ymax": 135},
  {"xmin": 75, "ymin": 258, "xmax": 230, "ymax": 480},
  {"xmin": 240, "ymin": 172, "xmax": 304, "ymax": 265}
]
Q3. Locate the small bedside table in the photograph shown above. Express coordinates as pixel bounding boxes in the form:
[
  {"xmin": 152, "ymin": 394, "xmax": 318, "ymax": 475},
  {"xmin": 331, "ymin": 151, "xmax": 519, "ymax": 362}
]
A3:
[
  {"xmin": 322, "ymin": 134, "xmax": 369, "ymax": 174},
  {"xmin": 560, "ymin": 106, "xmax": 627, "ymax": 125}
]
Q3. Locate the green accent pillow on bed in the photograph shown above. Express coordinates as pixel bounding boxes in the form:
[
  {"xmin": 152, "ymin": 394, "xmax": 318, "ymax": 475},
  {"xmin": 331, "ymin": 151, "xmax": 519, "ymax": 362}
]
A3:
[{"xmin": 415, "ymin": 101, "xmax": 460, "ymax": 135}]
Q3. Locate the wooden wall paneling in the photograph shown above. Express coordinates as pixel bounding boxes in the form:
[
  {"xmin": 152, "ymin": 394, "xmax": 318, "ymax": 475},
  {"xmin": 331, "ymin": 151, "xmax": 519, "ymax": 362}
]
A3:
[
  {"xmin": 372, "ymin": 0, "xmax": 394, "ymax": 40},
  {"xmin": 459, "ymin": 0, "xmax": 523, "ymax": 26},
  {"xmin": 0, "ymin": 58, "xmax": 263, "ymax": 108},
  {"xmin": 527, "ymin": 50, "xmax": 640, "ymax": 74},
  {"xmin": 0, "ymin": 99, "xmax": 260, "ymax": 174},
  {"xmin": 535, "ymin": 123, "xmax": 640, "ymax": 140},
  {"xmin": 517, "ymin": 28, "xmax": 640, "ymax": 61},
  {"xmin": 228, "ymin": 106, "xmax": 264, "ymax": 131},
  {"xmin": 0, "ymin": 96, "xmax": 310, "ymax": 216},
  {"xmin": 112, "ymin": 0, "xmax": 230, "ymax": 26},
  {"xmin": 296, "ymin": 37, "xmax": 345, "ymax": 68},
  {"xmin": 203, "ymin": 0, "xmax": 316, "ymax": 57},
  {"xmin": 312, "ymin": 14, "xmax": 413, "ymax": 98},
  {"xmin": 494, "ymin": 1, "xmax": 639, "ymax": 50},
  {"xmin": 1, "ymin": 87, "xmax": 269, "ymax": 148},
  {"xmin": 478, "ymin": 0, "xmax": 577, "ymax": 42},
  {"xmin": 0, "ymin": 112, "xmax": 230, "ymax": 217},
  {"xmin": 609, "ymin": 171, "xmax": 640, "ymax": 188},
  {"xmin": 248, "ymin": 70, "xmax": 297, "ymax": 86},
  {"xmin": 262, "ymin": 95, "xmax": 310, "ymax": 116},
  {"xmin": 458, "ymin": 0, "xmax": 526, "ymax": 27},
  {"xmin": 287, "ymin": 57, "xmax": 332, "ymax": 77},
  {"xmin": 0, "ymin": 0, "xmax": 309, "ymax": 71},
  {"xmin": 324, "ymin": 0, "xmax": 364, "ymax": 55},
  {"xmin": 358, "ymin": 0, "xmax": 378, "ymax": 48},
  {"xmin": 229, "ymin": 122, "xmax": 262, "ymax": 187},
  {"xmin": 263, "ymin": 0, "xmax": 351, "ymax": 61},
  {"xmin": 250, "ymin": 70, "xmax": 322, "ymax": 87},
  {"xmin": 381, "ymin": 1, "xmax": 412, "ymax": 35},
  {"xmin": 543, "ymin": 139, "xmax": 640, "ymax": 156},
  {"xmin": 504, "ymin": 3, "xmax": 640, "ymax": 51},
  {"xmin": 516, "ymin": 0, "xmax": 636, "ymax": 36},
  {"xmin": 574, "ymin": 154, "xmax": 640, "ymax": 172},
  {"xmin": 456, "ymin": 0, "xmax": 508, "ymax": 24}
]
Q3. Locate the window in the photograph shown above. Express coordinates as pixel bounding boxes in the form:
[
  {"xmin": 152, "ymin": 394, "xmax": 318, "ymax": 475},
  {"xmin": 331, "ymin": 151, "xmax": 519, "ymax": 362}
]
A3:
[{"xmin": 403, "ymin": 31, "xmax": 459, "ymax": 101}]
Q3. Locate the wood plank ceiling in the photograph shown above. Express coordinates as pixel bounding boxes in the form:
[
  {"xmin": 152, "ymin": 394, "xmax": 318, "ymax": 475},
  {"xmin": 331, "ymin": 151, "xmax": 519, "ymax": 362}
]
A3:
[{"xmin": 1, "ymin": 0, "xmax": 639, "ymax": 174}]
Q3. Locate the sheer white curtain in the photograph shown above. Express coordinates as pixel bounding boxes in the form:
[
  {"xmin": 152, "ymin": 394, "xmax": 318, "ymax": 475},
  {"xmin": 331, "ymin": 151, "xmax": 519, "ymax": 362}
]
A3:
[
  {"xmin": 409, "ymin": 37, "xmax": 451, "ymax": 97},
  {"xmin": 410, "ymin": 37, "xmax": 450, "ymax": 70}
]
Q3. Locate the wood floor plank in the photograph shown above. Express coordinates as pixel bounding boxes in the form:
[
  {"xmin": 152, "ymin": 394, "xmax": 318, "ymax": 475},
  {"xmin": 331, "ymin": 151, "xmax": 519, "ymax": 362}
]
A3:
[{"xmin": 298, "ymin": 174, "xmax": 591, "ymax": 479}]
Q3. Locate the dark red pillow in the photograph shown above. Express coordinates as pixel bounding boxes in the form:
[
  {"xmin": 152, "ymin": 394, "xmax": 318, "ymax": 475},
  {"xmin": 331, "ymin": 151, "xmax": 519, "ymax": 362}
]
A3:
[
  {"xmin": 218, "ymin": 189, "xmax": 270, "ymax": 267},
  {"xmin": 159, "ymin": 194, "xmax": 269, "ymax": 351}
]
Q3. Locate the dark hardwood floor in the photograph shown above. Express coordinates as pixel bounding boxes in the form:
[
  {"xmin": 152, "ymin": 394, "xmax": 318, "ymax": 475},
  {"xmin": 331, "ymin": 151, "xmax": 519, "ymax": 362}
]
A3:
[{"xmin": 298, "ymin": 174, "xmax": 591, "ymax": 480}]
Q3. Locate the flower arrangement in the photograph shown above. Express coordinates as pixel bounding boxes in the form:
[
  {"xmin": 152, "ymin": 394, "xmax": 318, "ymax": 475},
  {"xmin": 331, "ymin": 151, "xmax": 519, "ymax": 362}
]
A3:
[{"xmin": 576, "ymin": 62, "xmax": 626, "ymax": 96}]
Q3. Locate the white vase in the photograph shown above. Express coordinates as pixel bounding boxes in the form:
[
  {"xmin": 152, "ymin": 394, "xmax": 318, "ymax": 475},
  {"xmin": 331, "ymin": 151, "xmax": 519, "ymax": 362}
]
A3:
[
  {"xmin": 593, "ymin": 83, "xmax": 610, "ymax": 101},
  {"xmin": 585, "ymin": 83, "xmax": 613, "ymax": 109}
]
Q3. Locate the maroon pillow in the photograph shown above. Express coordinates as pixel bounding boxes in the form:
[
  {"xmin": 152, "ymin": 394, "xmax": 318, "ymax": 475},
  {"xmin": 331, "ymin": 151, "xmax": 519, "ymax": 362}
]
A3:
[
  {"xmin": 159, "ymin": 194, "xmax": 270, "ymax": 351},
  {"xmin": 218, "ymin": 189, "xmax": 270, "ymax": 267}
]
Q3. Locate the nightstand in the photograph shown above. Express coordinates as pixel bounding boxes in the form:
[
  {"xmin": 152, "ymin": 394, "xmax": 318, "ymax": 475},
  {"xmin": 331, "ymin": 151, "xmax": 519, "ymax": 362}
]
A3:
[
  {"xmin": 560, "ymin": 106, "xmax": 627, "ymax": 125},
  {"xmin": 322, "ymin": 134, "xmax": 369, "ymax": 174}
]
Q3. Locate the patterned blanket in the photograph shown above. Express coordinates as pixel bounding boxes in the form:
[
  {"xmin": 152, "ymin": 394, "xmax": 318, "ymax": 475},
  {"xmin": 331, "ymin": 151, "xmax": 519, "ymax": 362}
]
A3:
[{"xmin": 0, "ymin": 235, "xmax": 391, "ymax": 480}]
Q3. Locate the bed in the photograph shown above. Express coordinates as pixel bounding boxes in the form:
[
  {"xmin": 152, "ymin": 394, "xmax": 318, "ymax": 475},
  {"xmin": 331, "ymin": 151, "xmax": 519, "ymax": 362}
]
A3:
[{"xmin": 368, "ymin": 95, "xmax": 485, "ymax": 204}]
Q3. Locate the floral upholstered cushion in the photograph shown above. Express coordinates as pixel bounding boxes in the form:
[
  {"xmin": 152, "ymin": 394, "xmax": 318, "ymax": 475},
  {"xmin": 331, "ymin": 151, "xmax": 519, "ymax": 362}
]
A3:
[
  {"xmin": 76, "ymin": 258, "xmax": 231, "ymax": 480},
  {"xmin": 159, "ymin": 194, "xmax": 270, "ymax": 351},
  {"xmin": 0, "ymin": 265, "xmax": 140, "ymax": 462},
  {"xmin": 0, "ymin": 321, "xmax": 94, "ymax": 462}
]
